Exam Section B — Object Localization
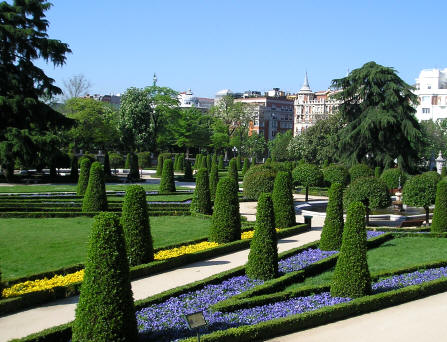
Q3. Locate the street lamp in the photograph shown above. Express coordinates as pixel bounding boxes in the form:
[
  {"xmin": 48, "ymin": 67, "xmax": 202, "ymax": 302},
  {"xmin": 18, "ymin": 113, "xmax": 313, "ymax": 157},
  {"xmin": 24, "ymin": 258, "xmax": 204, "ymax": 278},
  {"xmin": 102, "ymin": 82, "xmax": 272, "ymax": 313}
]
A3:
[{"xmin": 232, "ymin": 146, "xmax": 238, "ymax": 158}]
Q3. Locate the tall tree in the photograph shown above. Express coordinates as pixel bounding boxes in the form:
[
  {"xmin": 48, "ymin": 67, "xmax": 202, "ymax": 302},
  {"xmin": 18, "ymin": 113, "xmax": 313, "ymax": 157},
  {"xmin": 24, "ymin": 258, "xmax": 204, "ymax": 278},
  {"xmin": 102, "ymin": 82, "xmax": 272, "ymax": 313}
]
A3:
[
  {"xmin": 63, "ymin": 74, "xmax": 91, "ymax": 99},
  {"xmin": 332, "ymin": 61, "xmax": 425, "ymax": 172},
  {"xmin": 268, "ymin": 130, "xmax": 293, "ymax": 162}
]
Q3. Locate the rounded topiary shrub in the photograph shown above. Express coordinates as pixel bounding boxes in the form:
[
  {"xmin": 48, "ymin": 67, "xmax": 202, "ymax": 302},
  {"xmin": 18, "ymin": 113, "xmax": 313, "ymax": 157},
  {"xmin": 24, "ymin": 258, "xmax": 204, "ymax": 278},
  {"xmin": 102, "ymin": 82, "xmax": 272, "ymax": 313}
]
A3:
[
  {"xmin": 183, "ymin": 159, "xmax": 193, "ymax": 181},
  {"xmin": 292, "ymin": 163, "xmax": 323, "ymax": 201},
  {"xmin": 218, "ymin": 155, "xmax": 224, "ymax": 170},
  {"xmin": 209, "ymin": 164, "xmax": 219, "ymax": 201},
  {"xmin": 246, "ymin": 193, "xmax": 278, "ymax": 280},
  {"xmin": 72, "ymin": 212, "xmax": 138, "ymax": 342},
  {"xmin": 323, "ymin": 164, "xmax": 349, "ymax": 186},
  {"xmin": 272, "ymin": 171, "xmax": 296, "ymax": 228},
  {"xmin": 77, "ymin": 157, "xmax": 91, "ymax": 196},
  {"xmin": 265, "ymin": 157, "xmax": 272, "ymax": 165},
  {"xmin": 121, "ymin": 185, "xmax": 153, "ymax": 266},
  {"xmin": 380, "ymin": 168, "xmax": 407, "ymax": 190},
  {"xmin": 431, "ymin": 180, "xmax": 447, "ymax": 233},
  {"xmin": 156, "ymin": 154, "xmax": 164, "ymax": 176},
  {"xmin": 190, "ymin": 168, "xmax": 212, "ymax": 215},
  {"xmin": 210, "ymin": 177, "xmax": 241, "ymax": 243},
  {"xmin": 70, "ymin": 155, "xmax": 79, "ymax": 181},
  {"xmin": 320, "ymin": 182, "xmax": 344, "ymax": 251},
  {"xmin": 159, "ymin": 159, "xmax": 176, "ymax": 193},
  {"xmin": 330, "ymin": 201, "xmax": 371, "ymax": 298},
  {"xmin": 349, "ymin": 163, "xmax": 373, "ymax": 182},
  {"xmin": 82, "ymin": 161, "xmax": 108, "ymax": 212},
  {"xmin": 228, "ymin": 158, "xmax": 239, "ymax": 186},
  {"xmin": 243, "ymin": 164, "xmax": 277, "ymax": 200}
]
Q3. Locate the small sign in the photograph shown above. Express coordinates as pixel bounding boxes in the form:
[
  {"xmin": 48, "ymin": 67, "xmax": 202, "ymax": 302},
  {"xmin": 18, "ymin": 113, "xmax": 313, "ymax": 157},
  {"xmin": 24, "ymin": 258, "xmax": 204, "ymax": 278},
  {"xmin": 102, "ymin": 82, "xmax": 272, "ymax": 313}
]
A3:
[{"xmin": 184, "ymin": 311, "xmax": 207, "ymax": 329}]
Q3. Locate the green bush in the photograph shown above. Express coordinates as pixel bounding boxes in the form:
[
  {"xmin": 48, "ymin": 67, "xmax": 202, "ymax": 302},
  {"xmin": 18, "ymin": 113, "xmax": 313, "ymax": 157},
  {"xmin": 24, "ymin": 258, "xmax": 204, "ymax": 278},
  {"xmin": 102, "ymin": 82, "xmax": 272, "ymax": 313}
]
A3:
[
  {"xmin": 212, "ymin": 153, "xmax": 217, "ymax": 168},
  {"xmin": 183, "ymin": 160, "xmax": 193, "ymax": 181},
  {"xmin": 228, "ymin": 158, "xmax": 239, "ymax": 185},
  {"xmin": 330, "ymin": 201, "xmax": 371, "ymax": 298},
  {"xmin": 242, "ymin": 158, "xmax": 250, "ymax": 176},
  {"xmin": 265, "ymin": 157, "xmax": 272, "ymax": 165},
  {"xmin": 177, "ymin": 154, "xmax": 185, "ymax": 171},
  {"xmin": 190, "ymin": 168, "xmax": 212, "ymax": 215},
  {"xmin": 70, "ymin": 155, "xmax": 78, "ymax": 181},
  {"xmin": 82, "ymin": 162, "xmax": 108, "ymax": 212},
  {"xmin": 156, "ymin": 154, "xmax": 164, "ymax": 176},
  {"xmin": 128, "ymin": 152, "xmax": 140, "ymax": 180},
  {"xmin": 374, "ymin": 166, "xmax": 382, "ymax": 178},
  {"xmin": 320, "ymin": 182, "xmax": 344, "ymax": 251},
  {"xmin": 103, "ymin": 151, "xmax": 111, "ymax": 177},
  {"xmin": 246, "ymin": 193, "xmax": 278, "ymax": 280},
  {"xmin": 72, "ymin": 212, "xmax": 138, "ymax": 342},
  {"xmin": 209, "ymin": 163, "xmax": 219, "ymax": 201},
  {"xmin": 272, "ymin": 171, "xmax": 296, "ymax": 228},
  {"xmin": 121, "ymin": 185, "xmax": 153, "ymax": 266},
  {"xmin": 323, "ymin": 164, "xmax": 349, "ymax": 186},
  {"xmin": 349, "ymin": 163, "xmax": 373, "ymax": 182},
  {"xmin": 380, "ymin": 168, "xmax": 407, "ymax": 190},
  {"xmin": 138, "ymin": 151, "xmax": 151, "ymax": 169},
  {"xmin": 210, "ymin": 177, "xmax": 241, "ymax": 243},
  {"xmin": 237, "ymin": 155, "xmax": 242, "ymax": 170},
  {"xmin": 292, "ymin": 163, "xmax": 323, "ymax": 201},
  {"xmin": 174, "ymin": 154, "xmax": 180, "ymax": 171},
  {"xmin": 0, "ymin": 267, "xmax": 3, "ymax": 299},
  {"xmin": 442, "ymin": 166, "xmax": 447, "ymax": 178},
  {"xmin": 194, "ymin": 154, "xmax": 202, "ymax": 170},
  {"xmin": 206, "ymin": 154, "xmax": 212, "ymax": 172},
  {"xmin": 218, "ymin": 155, "xmax": 224, "ymax": 170},
  {"xmin": 159, "ymin": 159, "xmax": 176, "ymax": 193},
  {"xmin": 430, "ymin": 180, "xmax": 447, "ymax": 233},
  {"xmin": 76, "ymin": 157, "xmax": 91, "ymax": 196},
  {"xmin": 243, "ymin": 164, "xmax": 277, "ymax": 200}
]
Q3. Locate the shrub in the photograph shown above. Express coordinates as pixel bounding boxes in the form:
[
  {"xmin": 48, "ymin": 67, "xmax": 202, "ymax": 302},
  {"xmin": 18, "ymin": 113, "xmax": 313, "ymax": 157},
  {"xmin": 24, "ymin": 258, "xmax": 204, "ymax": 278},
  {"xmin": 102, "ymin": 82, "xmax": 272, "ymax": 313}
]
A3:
[
  {"xmin": 103, "ymin": 151, "xmax": 111, "ymax": 177},
  {"xmin": 218, "ymin": 155, "xmax": 224, "ymax": 170},
  {"xmin": 210, "ymin": 177, "xmax": 241, "ymax": 243},
  {"xmin": 380, "ymin": 168, "xmax": 407, "ymax": 190},
  {"xmin": 138, "ymin": 151, "xmax": 151, "ymax": 169},
  {"xmin": 228, "ymin": 158, "xmax": 239, "ymax": 186},
  {"xmin": 330, "ymin": 201, "xmax": 371, "ymax": 298},
  {"xmin": 82, "ymin": 162, "xmax": 108, "ymax": 212},
  {"xmin": 246, "ymin": 193, "xmax": 278, "ymax": 280},
  {"xmin": 206, "ymin": 154, "xmax": 212, "ymax": 172},
  {"xmin": 121, "ymin": 185, "xmax": 153, "ymax": 266},
  {"xmin": 344, "ymin": 176, "xmax": 390, "ymax": 225},
  {"xmin": 265, "ymin": 157, "xmax": 272, "ymax": 165},
  {"xmin": 209, "ymin": 163, "xmax": 219, "ymax": 201},
  {"xmin": 0, "ymin": 267, "xmax": 3, "ymax": 299},
  {"xmin": 174, "ymin": 154, "xmax": 180, "ymax": 171},
  {"xmin": 70, "ymin": 155, "xmax": 78, "ymax": 181},
  {"xmin": 272, "ymin": 171, "xmax": 296, "ymax": 228},
  {"xmin": 243, "ymin": 164, "xmax": 277, "ymax": 200},
  {"xmin": 242, "ymin": 158, "xmax": 250, "ymax": 176},
  {"xmin": 374, "ymin": 166, "xmax": 382, "ymax": 178},
  {"xmin": 320, "ymin": 182, "xmax": 344, "ymax": 251},
  {"xmin": 183, "ymin": 160, "xmax": 193, "ymax": 181},
  {"xmin": 212, "ymin": 153, "xmax": 217, "ymax": 168},
  {"xmin": 156, "ymin": 154, "xmax": 164, "ymax": 176},
  {"xmin": 236, "ymin": 155, "xmax": 242, "ymax": 170},
  {"xmin": 177, "ymin": 154, "xmax": 185, "ymax": 171},
  {"xmin": 292, "ymin": 163, "xmax": 323, "ymax": 201},
  {"xmin": 442, "ymin": 166, "xmax": 447, "ymax": 178},
  {"xmin": 190, "ymin": 168, "xmax": 212, "ymax": 215},
  {"xmin": 72, "ymin": 212, "xmax": 138, "ymax": 342},
  {"xmin": 323, "ymin": 164, "xmax": 349, "ymax": 186},
  {"xmin": 349, "ymin": 163, "xmax": 373, "ymax": 182},
  {"xmin": 76, "ymin": 157, "xmax": 91, "ymax": 196},
  {"xmin": 194, "ymin": 154, "xmax": 202, "ymax": 170},
  {"xmin": 128, "ymin": 152, "xmax": 140, "ymax": 180},
  {"xmin": 159, "ymin": 159, "xmax": 176, "ymax": 193},
  {"xmin": 431, "ymin": 180, "xmax": 447, "ymax": 233}
]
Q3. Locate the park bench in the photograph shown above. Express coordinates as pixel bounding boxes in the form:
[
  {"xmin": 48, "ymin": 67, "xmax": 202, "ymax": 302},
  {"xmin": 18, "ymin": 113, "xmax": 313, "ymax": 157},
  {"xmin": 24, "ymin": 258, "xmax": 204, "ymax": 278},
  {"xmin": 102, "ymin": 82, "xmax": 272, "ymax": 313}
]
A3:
[{"xmin": 397, "ymin": 219, "xmax": 425, "ymax": 228}]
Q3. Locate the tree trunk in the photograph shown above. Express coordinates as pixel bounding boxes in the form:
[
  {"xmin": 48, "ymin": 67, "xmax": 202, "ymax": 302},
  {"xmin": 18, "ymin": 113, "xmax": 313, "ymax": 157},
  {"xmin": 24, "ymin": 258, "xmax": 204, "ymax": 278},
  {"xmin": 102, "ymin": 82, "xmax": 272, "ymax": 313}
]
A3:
[
  {"xmin": 425, "ymin": 206, "xmax": 430, "ymax": 227},
  {"xmin": 186, "ymin": 146, "xmax": 190, "ymax": 159},
  {"xmin": 305, "ymin": 186, "xmax": 309, "ymax": 202},
  {"xmin": 366, "ymin": 206, "xmax": 370, "ymax": 226},
  {"xmin": 224, "ymin": 150, "xmax": 228, "ymax": 162}
]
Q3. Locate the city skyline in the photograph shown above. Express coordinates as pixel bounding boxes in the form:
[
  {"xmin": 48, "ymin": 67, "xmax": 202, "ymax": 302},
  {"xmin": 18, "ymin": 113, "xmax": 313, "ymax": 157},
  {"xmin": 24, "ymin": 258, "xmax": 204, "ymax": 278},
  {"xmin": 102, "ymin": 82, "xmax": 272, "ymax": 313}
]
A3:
[{"xmin": 37, "ymin": 0, "xmax": 447, "ymax": 98}]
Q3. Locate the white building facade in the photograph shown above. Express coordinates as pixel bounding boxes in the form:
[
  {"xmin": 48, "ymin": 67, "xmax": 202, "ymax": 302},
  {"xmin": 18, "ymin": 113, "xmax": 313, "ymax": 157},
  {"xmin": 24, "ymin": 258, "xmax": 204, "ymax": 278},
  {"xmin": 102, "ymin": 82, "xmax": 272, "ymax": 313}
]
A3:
[
  {"xmin": 178, "ymin": 89, "xmax": 214, "ymax": 112},
  {"xmin": 414, "ymin": 68, "xmax": 447, "ymax": 122}
]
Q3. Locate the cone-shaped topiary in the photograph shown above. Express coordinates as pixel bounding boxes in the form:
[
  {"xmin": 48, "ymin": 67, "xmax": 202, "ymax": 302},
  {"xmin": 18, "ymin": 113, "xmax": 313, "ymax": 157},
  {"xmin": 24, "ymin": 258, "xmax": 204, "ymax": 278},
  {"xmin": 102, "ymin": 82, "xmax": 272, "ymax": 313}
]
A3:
[
  {"xmin": 242, "ymin": 158, "xmax": 250, "ymax": 176},
  {"xmin": 194, "ymin": 154, "xmax": 202, "ymax": 170},
  {"xmin": 72, "ymin": 212, "xmax": 138, "ymax": 342},
  {"xmin": 209, "ymin": 163, "xmax": 219, "ymax": 201},
  {"xmin": 174, "ymin": 154, "xmax": 180, "ymax": 171},
  {"xmin": 178, "ymin": 154, "xmax": 185, "ymax": 171},
  {"xmin": 206, "ymin": 154, "xmax": 212, "ymax": 172},
  {"xmin": 236, "ymin": 155, "xmax": 242, "ymax": 170},
  {"xmin": 190, "ymin": 168, "xmax": 212, "ymax": 214},
  {"xmin": 320, "ymin": 182, "xmax": 344, "ymax": 251},
  {"xmin": 103, "ymin": 151, "xmax": 111, "ymax": 177},
  {"xmin": 156, "ymin": 154, "xmax": 164, "ymax": 176},
  {"xmin": 246, "ymin": 193, "xmax": 278, "ymax": 280},
  {"xmin": 82, "ymin": 162, "xmax": 108, "ymax": 212},
  {"xmin": 184, "ymin": 159, "xmax": 193, "ymax": 181},
  {"xmin": 272, "ymin": 171, "xmax": 296, "ymax": 228},
  {"xmin": 212, "ymin": 154, "xmax": 217, "ymax": 168},
  {"xmin": 210, "ymin": 177, "xmax": 241, "ymax": 243},
  {"xmin": 77, "ymin": 157, "xmax": 92, "ymax": 196},
  {"xmin": 128, "ymin": 152, "xmax": 139, "ymax": 180},
  {"xmin": 330, "ymin": 201, "xmax": 371, "ymax": 298},
  {"xmin": 431, "ymin": 179, "xmax": 447, "ymax": 233},
  {"xmin": 121, "ymin": 185, "xmax": 153, "ymax": 266},
  {"xmin": 159, "ymin": 159, "xmax": 176, "ymax": 193},
  {"xmin": 70, "ymin": 155, "xmax": 78, "ymax": 181},
  {"xmin": 228, "ymin": 158, "xmax": 239, "ymax": 186},
  {"xmin": 218, "ymin": 155, "xmax": 224, "ymax": 170}
]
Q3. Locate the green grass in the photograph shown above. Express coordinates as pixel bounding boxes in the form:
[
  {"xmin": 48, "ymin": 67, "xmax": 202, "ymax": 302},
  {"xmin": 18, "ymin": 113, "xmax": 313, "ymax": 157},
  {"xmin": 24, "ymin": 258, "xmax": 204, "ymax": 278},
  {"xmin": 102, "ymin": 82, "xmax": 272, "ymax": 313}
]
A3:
[
  {"xmin": 295, "ymin": 186, "xmax": 329, "ymax": 197},
  {"xmin": 0, "ymin": 216, "xmax": 211, "ymax": 280},
  {"xmin": 106, "ymin": 194, "xmax": 193, "ymax": 202},
  {"xmin": 285, "ymin": 237, "xmax": 447, "ymax": 291}
]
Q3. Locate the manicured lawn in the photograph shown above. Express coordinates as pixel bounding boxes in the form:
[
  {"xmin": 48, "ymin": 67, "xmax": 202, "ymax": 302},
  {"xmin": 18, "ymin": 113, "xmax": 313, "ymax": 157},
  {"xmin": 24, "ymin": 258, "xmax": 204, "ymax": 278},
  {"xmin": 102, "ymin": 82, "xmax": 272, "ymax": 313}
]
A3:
[
  {"xmin": 286, "ymin": 237, "xmax": 447, "ymax": 290},
  {"xmin": 0, "ymin": 216, "xmax": 211, "ymax": 280}
]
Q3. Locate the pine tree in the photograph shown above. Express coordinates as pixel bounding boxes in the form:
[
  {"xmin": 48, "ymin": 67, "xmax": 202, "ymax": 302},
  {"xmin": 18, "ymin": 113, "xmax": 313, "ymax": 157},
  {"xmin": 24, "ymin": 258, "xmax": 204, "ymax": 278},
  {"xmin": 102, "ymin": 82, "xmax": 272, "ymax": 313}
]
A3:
[
  {"xmin": 77, "ymin": 157, "xmax": 91, "ymax": 196},
  {"xmin": 159, "ymin": 159, "xmax": 176, "ymax": 193},
  {"xmin": 272, "ymin": 171, "xmax": 296, "ymax": 228},
  {"xmin": 431, "ymin": 180, "xmax": 447, "ymax": 233},
  {"xmin": 82, "ymin": 162, "xmax": 108, "ymax": 212},
  {"xmin": 190, "ymin": 168, "xmax": 212, "ymax": 214},
  {"xmin": 320, "ymin": 182, "xmax": 344, "ymax": 251}
]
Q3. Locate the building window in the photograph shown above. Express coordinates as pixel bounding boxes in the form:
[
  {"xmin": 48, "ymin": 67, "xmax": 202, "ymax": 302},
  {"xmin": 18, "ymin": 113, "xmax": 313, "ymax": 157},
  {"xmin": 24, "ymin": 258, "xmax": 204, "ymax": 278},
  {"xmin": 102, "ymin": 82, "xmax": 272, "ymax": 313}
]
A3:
[{"xmin": 422, "ymin": 108, "xmax": 430, "ymax": 114}]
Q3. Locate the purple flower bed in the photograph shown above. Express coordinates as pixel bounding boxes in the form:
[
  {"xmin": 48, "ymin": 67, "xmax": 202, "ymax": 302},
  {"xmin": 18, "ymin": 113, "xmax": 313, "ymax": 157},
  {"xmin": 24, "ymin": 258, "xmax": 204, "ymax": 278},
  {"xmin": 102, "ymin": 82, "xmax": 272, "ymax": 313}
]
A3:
[
  {"xmin": 278, "ymin": 249, "xmax": 337, "ymax": 274},
  {"xmin": 366, "ymin": 231, "xmax": 385, "ymax": 239}
]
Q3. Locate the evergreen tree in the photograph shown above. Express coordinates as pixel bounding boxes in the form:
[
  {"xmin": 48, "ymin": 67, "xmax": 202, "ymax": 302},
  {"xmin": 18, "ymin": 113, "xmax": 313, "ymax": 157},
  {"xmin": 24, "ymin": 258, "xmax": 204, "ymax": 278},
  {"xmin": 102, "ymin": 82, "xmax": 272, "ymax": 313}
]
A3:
[
  {"xmin": 242, "ymin": 158, "xmax": 250, "ymax": 176},
  {"xmin": 77, "ymin": 157, "xmax": 91, "ymax": 196},
  {"xmin": 228, "ymin": 158, "xmax": 239, "ymax": 187},
  {"xmin": 236, "ymin": 154, "xmax": 242, "ymax": 170},
  {"xmin": 210, "ymin": 177, "xmax": 241, "ymax": 243},
  {"xmin": 159, "ymin": 159, "xmax": 176, "ymax": 193},
  {"xmin": 209, "ymin": 163, "xmax": 219, "ymax": 201},
  {"xmin": 246, "ymin": 193, "xmax": 278, "ymax": 280},
  {"xmin": 218, "ymin": 155, "xmax": 224, "ymax": 170},
  {"xmin": 431, "ymin": 180, "xmax": 447, "ymax": 233},
  {"xmin": 103, "ymin": 151, "xmax": 111, "ymax": 177},
  {"xmin": 174, "ymin": 154, "xmax": 180, "ymax": 171},
  {"xmin": 70, "ymin": 155, "xmax": 79, "ymax": 181},
  {"xmin": 272, "ymin": 171, "xmax": 296, "ymax": 228},
  {"xmin": 178, "ymin": 154, "xmax": 185, "ymax": 171},
  {"xmin": 206, "ymin": 154, "xmax": 212, "ymax": 172},
  {"xmin": 190, "ymin": 168, "xmax": 212, "ymax": 214},
  {"xmin": 121, "ymin": 185, "xmax": 153, "ymax": 266},
  {"xmin": 156, "ymin": 154, "xmax": 163, "ymax": 176},
  {"xmin": 82, "ymin": 162, "xmax": 108, "ymax": 212},
  {"xmin": 183, "ymin": 159, "xmax": 193, "ymax": 181},
  {"xmin": 320, "ymin": 182, "xmax": 344, "ymax": 251},
  {"xmin": 72, "ymin": 212, "xmax": 138, "ymax": 342},
  {"xmin": 330, "ymin": 201, "xmax": 371, "ymax": 298}
]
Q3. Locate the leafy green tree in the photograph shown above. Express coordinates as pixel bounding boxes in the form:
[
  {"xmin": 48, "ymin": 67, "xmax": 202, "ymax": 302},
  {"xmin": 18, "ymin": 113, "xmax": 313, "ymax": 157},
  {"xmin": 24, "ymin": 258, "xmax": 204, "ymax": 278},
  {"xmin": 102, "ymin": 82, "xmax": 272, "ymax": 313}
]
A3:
[
  {"xmin": 138, "ymin": 152, "xmax": 151, "ymax": 169},
  {"xmin": 268, "ymin": 131, "xmax": 293, "ymax": 162},
  {"xmin": 420, "ymin": 120, "xmax": 447, "ymax": 162},
  {"xmin": 121, "ymin": 185, "xmax": 153, "ymax": 266},
  {"xmin": 159, "ymin": 159, "xmax": 175, "ymax": 193},
  {"xmin": 292, "ymin": 163, "xmax": 323, "ymax": 201},
  {"xmin": 431, "ymin": 180, "xmax": 447, "ymax": 233},
  {"xmin": 127, "ymin": 152, "xmax": 139, "ymax": 180},
  {"xmin": 243, "ymin": 164, "xmax": 277, "ymax": 200},
  {"xmin": 210, "ymin": 119, "xmax": 230, "ymax": 157},
  {"xmin": 332, "ymin": 61, "xmax": 425, "ymax": 172},
  {"xmin": 246, "ymin": 193, "xmax": 278, "ymax": 280},
  {"xmin": 82, "ymin": 162, "xmax": 108, "ymax": 212},
  {"xmin": 272, "ymin": 171, "xmax": 296, "ymax": 228},
  {"xmin": 190, "ymin": 168, "xmax": 212, "ymax": 215},
  {"xmin": 320, "ymin": 183, "xmax": 344, "ymax": 251},
  {"xmin": 349, "ymin": 164, "xmax": 373, "ymax": 182},
  {"xmin": 380, "ymin": 168, "xmax": 407, "ymax": 190},
  {"xmin": 156, "ymin": 154, "xmax": 164, "ymax": 176},
  {"xmin": 245, "ymin": 132, "xmax": 267, "ymax": 162},
  {"xmin": 323, "ymin": 164, "xmax": 349, "ymax": 186},
  {"xmin": 77, "ymin": 157, "xmax": 91, "ymax": 196},
  {"xmin": 330, "ymin": 202, "xmax": 371, "ymax": 298},
  {"xmin": 72, "ymin": 212, "xmax": 138, "ymax": 342}
]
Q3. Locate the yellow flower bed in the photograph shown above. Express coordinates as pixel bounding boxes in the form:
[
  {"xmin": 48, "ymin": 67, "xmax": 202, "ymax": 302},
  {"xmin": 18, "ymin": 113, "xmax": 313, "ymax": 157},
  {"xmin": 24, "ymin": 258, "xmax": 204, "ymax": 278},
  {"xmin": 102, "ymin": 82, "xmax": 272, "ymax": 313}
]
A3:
[
  {"xmin": 2, "ymin": 269, "xmax": 84, "ymax": 298},
  {"xmin": 154, "ymin": 241, "xmax": 219, "ymax": 260},
  {"xmin": 241, "ymin": 228, "xmax": 280, "ymax": 240}
]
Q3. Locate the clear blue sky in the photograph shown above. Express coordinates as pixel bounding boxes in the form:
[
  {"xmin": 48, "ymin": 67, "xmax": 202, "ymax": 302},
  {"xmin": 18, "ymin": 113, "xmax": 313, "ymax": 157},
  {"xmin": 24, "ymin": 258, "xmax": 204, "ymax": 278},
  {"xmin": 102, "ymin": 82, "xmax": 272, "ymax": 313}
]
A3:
[{"xmin": 38, "ymin": 0, "xmax": 447, "ymax": 98}]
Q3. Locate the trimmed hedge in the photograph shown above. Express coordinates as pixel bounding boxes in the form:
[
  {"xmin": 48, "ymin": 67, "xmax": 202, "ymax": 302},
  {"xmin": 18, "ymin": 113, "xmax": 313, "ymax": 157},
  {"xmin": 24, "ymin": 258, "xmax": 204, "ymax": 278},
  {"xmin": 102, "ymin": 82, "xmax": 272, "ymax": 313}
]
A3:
[
  {"xmin": 319, "ymin": 182, "xmax": 344, "ymax": 251},
  {"xmin": 242, "ymin": 158, "xmax": 250, "ymax": 176},
  {"xmin": 190, "ymin": 168, "xmax": 212, "ymax": 215},
  {"xmin": 76, "ymin": 157, "xmax": 91, "ymax": 196},
  {"xmin": 209, "ymin": 163, "xmax": 219, "ymax": 201},
  {"xmin": 431, "ymin": 179, "xmax": 447, "ymax": 233},
  {"xmin": 380, "ymin": 168, "xmax": 407, "ymax": 190},
  {"xmin": 243, "ymin": 165, "xmax": 277, "ymax": 200},
  {"xmin": 322, "ymin": 164, "xmax": 349, "ymax": 186},
  {"xmin": 228, "ymin": 158, "xmax": 239, "ymax": 186},
  {"xmin": 81, "ymin": 162, "xmax": 108, "ymax": 212},
  {"xmin": 331, "ymin": 201, "xmax": 371, "ymax": 298},
  {"xmin": 246, "ymin": 193, "xmax": 278, "ymax": 280},
  {"xmin": 292, "ymin": 163, "xmax": 323, "ymax": 201},
  {"xmin": 121, "ymin": 185, "xmax": 154, "ymax": 266},
  {"xmin": 374, "ymin": 166, "xmax": 382, "ymax": 178},
  {"xmin": 156, "ymin": 154, "xmax": 164, "ymax": 176},
  {"xmin": 236, "ymin": 155, "xmax": 242, "ymax": 170},
  {"xmin": 218, "ymin": 155, "xmax": 224, "ymax": 170},
  {"xmin": 349, "ymin": 163, "xmax": 373, "ymax": 182},
  {"xmin": 272, "ymin": 171, "xmax": 296, "ymax": 228},
  {"xmin": 159, "ymin": 159, "xmax": 176, "ymax": 193}
]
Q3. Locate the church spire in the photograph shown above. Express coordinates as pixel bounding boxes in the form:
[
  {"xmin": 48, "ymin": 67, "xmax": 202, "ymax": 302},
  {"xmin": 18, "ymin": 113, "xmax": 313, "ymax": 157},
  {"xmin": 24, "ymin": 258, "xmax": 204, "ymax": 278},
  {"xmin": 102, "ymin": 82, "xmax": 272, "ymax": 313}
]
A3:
[{"xmin": 299, "ymin": 71, "xmax": 312, "ymax": 93}]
